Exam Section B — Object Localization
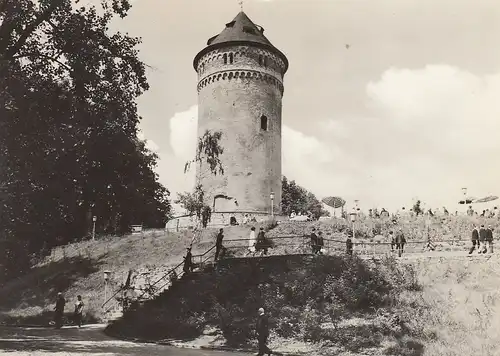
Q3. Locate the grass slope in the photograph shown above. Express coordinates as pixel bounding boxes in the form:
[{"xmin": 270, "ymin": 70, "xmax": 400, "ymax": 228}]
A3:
[{"xmin": 0, "ymin": 228, "xmax": 222, "ymax": 325}]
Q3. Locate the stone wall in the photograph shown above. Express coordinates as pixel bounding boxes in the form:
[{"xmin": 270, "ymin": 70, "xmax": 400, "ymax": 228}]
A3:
[
  {"xmin": 165, "ymin": 212, "xmax": 287, "ymax": 232},
  {"xmin": 195, "ymin": 45, "xmax": 286, "ymax": 214}
]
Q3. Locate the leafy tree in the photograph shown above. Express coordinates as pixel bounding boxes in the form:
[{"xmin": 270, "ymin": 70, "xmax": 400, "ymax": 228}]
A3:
[
  {"xmin": 176, "ymin": 130, "xmax": 223, "ymax": 218},
  {"xmin": 0, "ymin": 0, "xmax": 171, "ymax": 278},
  {"xmin": 175, "ymin": 184, "xmax": 204, "ymax": 217},
  {"xmin": 281, "ymin": 176, "xmax": 329, "ymax": 220}
]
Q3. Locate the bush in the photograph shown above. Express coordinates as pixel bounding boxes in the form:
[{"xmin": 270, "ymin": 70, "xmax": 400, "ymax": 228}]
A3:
[{"xmin": 107, "ymin": 254, "xmax": 423, "ymax": 352}]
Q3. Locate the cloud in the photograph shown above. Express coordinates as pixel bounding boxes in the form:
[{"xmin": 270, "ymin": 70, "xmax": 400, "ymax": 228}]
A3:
[
  {"xmin": 155, "ymin": 65, "xmax": 500, "ymax": 212},
  {"xmin": 323, "ymin": 65, "xmax": 500, "ymax": 209},
  {"xmin": 137, "ymin": 131, "xmax": 160, "ymax": 152}
]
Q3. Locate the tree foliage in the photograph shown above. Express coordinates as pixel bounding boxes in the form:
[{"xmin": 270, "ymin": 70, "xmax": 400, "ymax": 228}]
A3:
[
  {"xmin": 0, "ymin": 0, "xmax": 171, "ymax": 278},
  {"xmin": 281, "ymin": 176, "xmax": 330, "ymax": 220},
  {"xmin": 174, "ymin": 184, "xmax": 204, "ymax": 218},
  {"xmin": 178, "ymin": 130, "xmax": 224, "ymax": 217},
  {"xmin": 184, "ymin": 130, "xmax": 224, "ymax": 177}
]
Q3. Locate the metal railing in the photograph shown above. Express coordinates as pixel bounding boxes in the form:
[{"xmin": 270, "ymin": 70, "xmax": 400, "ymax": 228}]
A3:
[{"xmin": 102, "ymin": 232, "xmax": 486, "ymax": 310}]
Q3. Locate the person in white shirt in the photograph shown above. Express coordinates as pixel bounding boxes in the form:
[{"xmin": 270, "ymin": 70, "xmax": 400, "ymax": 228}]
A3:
[{"xmin": 74, "ymin": 295, "xmax": 84, "ymax": 328}]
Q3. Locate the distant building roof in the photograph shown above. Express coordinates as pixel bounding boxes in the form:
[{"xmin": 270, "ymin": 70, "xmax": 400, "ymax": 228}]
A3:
[{"xmin": 193, "ymin": 12, "xmax": 288, "ymax": 73}]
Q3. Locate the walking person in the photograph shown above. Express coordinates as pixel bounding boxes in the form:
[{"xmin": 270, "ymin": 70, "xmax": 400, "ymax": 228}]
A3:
[
  {"xmin": 469, "ymin": 225, "xmax": 480, "ymax": 255},
  {"xmin": 389, "ymin": 231, "xmax": 395, "ymax": 252},
  {"xmin": 183, "ymin": 247, "xmax": 194, "ymax": 276},
  {"xmin": 346, "ymin": 231, "xmax": 353, "ymax": 256},
  {"xmin": 214, "ymin": 228, "xmax": 225, "ymax": 261},
  {"xmin": 201, "ymin": 205, "xmax": 211, "ymax": 228},
  {"xmin": 479, "ymin": 225, "xmax": 488, "ymax": 254},
  {"xmin": 73, "ymin": 295, "xmax": 84, "ymax": 328},
  {"xmin": 316, "ymin": 231, "xmax": 324, "ymax": 254},
  {"xmin": 256, "ymin": 307, "xmax": 272, "ymax": 356},
  {"xmin": 256, "ymin": 227, "xmax": 269, "ymax": 256},
  {"xmin": 53, "ymin": 292, "xmax": 66, "ymax": 329},
  {"xmin": 309, "ymin": 228, "xmax": 318, "ymax": 254},
  {"xmin": 395, "ymin": 229, "xmax": 406, "ymax": 257},
  {"xmin": 247, "ymin": 226, "xmax": 257, "ymax": 255},
  {"xmin": 486, "ymin": 225, "xmax": 494, "ymax": 253}
]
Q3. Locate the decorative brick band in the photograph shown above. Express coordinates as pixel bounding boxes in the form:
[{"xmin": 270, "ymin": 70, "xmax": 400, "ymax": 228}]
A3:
[
  {"xmin": 197, "ymin": 69, "xmax": 284, "ymax": 95},
  {"xmin": 196, "ymin": 48, "xmax": 286, "ymax": 75}
]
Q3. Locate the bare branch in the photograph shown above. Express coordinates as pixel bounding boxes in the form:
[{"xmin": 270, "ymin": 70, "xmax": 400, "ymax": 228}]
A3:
[{"xmin": 3, "ymin": 0, "xmax": 65, "ymax": 58}]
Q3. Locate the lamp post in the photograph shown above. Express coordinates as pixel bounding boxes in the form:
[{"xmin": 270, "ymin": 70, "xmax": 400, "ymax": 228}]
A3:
[
  {"xmin": 270, "ymin": 191, "xmax": 275, "ymax": 218},
  {"xmin": 92, "ymin": 216, "xmax": 97, "ymax": 241},
  {"xmin": 461, "ymin": 187, "xmax": 468, "ymax": 215},
  {"xmin": 350, "ymin": 208, "xmax": 357, "ymax": 251},
  {"xmin": 103, "ymin": 270, "xmax": 111, "ymax": 306}
]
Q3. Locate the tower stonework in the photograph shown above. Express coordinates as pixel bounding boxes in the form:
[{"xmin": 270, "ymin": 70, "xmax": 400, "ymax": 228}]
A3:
[{"xmin": 193, "ymin": 12, "xmax": 288, "ymax": 214}]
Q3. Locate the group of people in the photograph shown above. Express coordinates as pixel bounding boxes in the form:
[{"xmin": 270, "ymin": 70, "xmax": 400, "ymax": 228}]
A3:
[
  {"xmin": 53, "ymin": 292, "xmax": 85, "ymax": 329},
  {"xmin": 246, "ymin": 227, "xmax": 273, "ymax": 256},
  {"xmin": 469, "ymin": 224, "xmax": 495, "ymax": 254},
  {"xmin": 309, "ymin": 228, "xmax": 325, "ymax": 254},
  {"xmin": 389, "ymin": 228, "xmax": 407, "ymax": 257}
]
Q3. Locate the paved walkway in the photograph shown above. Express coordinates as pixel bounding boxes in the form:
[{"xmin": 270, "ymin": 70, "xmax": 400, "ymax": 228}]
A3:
[
  {"xmin": 357, "ymin": 250, "xmax": 496, "ymax": 260},
  {"xmin": 0, "ymin": 325, "xmax": 249, "ymax": 356}
]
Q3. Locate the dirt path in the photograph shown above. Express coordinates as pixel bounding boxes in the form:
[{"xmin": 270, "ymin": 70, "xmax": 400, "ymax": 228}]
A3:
[{"xmin": 0, "ymin": 325, "xmax": 250, "ymax": 356}]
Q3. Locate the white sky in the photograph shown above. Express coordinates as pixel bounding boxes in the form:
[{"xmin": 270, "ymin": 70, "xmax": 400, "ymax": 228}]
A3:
[{"xmin": 109, "ymin": 0, "xmax": 500, "ymax": 212}]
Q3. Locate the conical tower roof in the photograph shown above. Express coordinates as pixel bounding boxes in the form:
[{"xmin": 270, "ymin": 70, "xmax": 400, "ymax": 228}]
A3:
[
  {"xmin": 194, "ymin": 12, "xmax": 288, "ymax": 72},
  {"xmin": 208, "ymin": 12, "xmax": 272, "ymax": 46}
]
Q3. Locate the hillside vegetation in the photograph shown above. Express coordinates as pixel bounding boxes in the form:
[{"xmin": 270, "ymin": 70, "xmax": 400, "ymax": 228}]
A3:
[
  {"xmin": 2, "ymin": 216, "xmax": 500, "ymax": 356},
  {"xmin": 106, "ymin": 254, "xmax": 426, "ymax": 356}
]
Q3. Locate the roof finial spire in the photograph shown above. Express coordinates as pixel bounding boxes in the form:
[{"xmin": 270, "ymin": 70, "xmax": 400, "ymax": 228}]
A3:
[{"xmin": 238, "ymin": 0, "xmax": 244, "ymax": 11}]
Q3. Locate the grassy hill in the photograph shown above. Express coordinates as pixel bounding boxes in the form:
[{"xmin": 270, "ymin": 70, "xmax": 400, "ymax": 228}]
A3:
[{"xmin": 0, "ymin": 228, "xmax": 220, "ymax": 325}]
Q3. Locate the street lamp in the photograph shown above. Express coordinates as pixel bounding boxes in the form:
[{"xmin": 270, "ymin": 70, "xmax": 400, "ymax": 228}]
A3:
[
  {"xmin": 92, "ymin": 216, "xmax": 97, "ymax": 241},
  {"xmin": 270, "ymin": 191, "xmax": 275, "ymax": 218},
  {"xmin": 349, "ymin": 209, "xmax": 357, "ymax": 252},
  {"xmin": 462, "ymin": 187, "xmax": 468, "ymax": 212},
  {"xmin": 103, "ymin": 270, "xmax": 111, "ymax": 306}
]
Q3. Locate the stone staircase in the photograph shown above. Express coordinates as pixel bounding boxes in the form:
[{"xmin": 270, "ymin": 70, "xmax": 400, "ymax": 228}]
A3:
[{"xmin": 104, "ymin": 230, "xmax": 216, "ymax": 324}]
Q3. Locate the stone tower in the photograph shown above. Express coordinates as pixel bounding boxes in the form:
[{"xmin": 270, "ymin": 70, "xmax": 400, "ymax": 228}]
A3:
[{"xmin": 193, "ymin": 12, "xmax": 288, "ymax": 214}]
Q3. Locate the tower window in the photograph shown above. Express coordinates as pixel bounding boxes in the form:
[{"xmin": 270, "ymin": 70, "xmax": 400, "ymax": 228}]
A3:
[
  {"xmin": 223, "ymin": 53, "xmax": 227, "ymax": 64},
  {"xmin": 260, "ymin": 115, "xmax": 268, "ymax": 131},
  {"xmin": 243, "ymin": 26, "xmax": 257, "ymax": 35},
  {"xmin": 258, "ymin": 55, "xmax": 263, "ymax": 66},
  {"xmin": 229, "ymin": 53, "xmax": 234, "ymax": 64}
]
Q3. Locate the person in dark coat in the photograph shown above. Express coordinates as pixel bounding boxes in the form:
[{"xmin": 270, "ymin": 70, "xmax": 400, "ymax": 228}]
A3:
[
  {"xmin": 310, "ymin": 228, "xmax": 318, "ymax": 254},
  {"xmin": 486, "ymin": 225, "xmax": 494, "ymax": 253},
  {"xmin": 53, "ymin": 292, "xmax": 66, "ymax": 329},
  {"xmin": 214, "ymin": 228, "xmax": 224, "ymax": 261},
  {"xmin": 256, "ymin": 307, "xmax": 272, "ymax": 356},
  {"xmin": 256, "ymin": 227, "xmax": 269, "ymax": 256},
  {"xmin": 469, "ymin": 224, "xmax": 480, "ymax": 254},
  {"xmin": 395, "ymin": 229, "xmax": 406, "ymax": 257},
  {"xmin": 201, "ymin": 205, "xmax": 211, "ymax": 228},
  {"xmin": 346, "ymin": 231, "xmax": 353, "ymax": 256},
  {"xmin": 316, "ymin": 231, "xmax": 324, "ymax": 254},
  {"xmin": 479, "ymin": 225, "xmax": 488, "ymax": 254},
  {"xmin": 183, "ymin": 247, "xmax": 194, "ymax": 275}
]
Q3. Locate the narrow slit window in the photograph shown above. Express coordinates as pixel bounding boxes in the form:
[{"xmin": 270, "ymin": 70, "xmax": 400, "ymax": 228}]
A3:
[
  {"xmin": 259, "ymin": 55, "xmax": 263, "ymax": 66},
  {"xmin": 223, "ymin": 53, "xmax": 227, "ymax": 64},
  {"xmin": 260, "ymin": 115, "xmax": 268, "ymax": 131},
  {"xmin": 229, "ymin": 53, "xmax": 234, "ymax": 64}
]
